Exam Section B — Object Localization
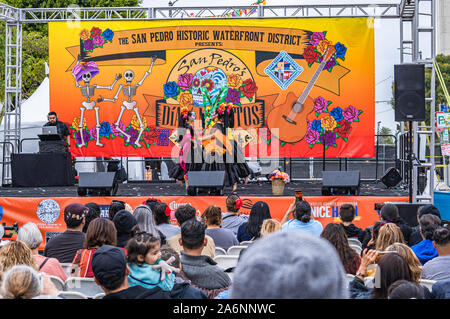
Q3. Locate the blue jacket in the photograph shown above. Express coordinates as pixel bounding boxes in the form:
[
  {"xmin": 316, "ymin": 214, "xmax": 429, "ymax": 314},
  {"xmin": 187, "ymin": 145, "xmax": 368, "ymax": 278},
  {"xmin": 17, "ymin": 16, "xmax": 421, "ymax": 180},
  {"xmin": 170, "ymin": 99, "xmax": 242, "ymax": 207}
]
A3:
[
  {"xmin": 411, "ymin": 239, "xmax": 438, "ymax": 265},
  {"xmin": 128, "ymin": 262, "xmax": 175, "ymax": 291}
]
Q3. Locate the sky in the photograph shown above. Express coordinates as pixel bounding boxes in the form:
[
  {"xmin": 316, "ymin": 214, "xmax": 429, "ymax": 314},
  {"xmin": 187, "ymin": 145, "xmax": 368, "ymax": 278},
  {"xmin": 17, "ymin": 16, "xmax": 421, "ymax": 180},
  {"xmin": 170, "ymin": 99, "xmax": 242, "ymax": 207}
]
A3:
[{"xmin": 139, "ymin": 0, "xmax": 417, "ymax": 132}]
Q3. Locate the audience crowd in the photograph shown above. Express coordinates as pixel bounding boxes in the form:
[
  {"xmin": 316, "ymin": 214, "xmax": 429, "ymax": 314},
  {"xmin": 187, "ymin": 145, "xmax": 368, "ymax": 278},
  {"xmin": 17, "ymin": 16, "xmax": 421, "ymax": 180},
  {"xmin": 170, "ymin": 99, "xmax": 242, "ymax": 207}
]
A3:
[{"xmin": 0, "ymin": 194, "xmax": 449, "ymax": 300}]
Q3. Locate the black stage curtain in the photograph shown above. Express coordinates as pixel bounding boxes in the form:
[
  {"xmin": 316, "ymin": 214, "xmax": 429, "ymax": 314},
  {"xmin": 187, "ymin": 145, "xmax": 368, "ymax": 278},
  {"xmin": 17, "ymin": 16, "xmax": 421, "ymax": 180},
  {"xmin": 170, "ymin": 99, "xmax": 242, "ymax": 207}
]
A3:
[{"xmin": 11, "ymin": 153, "xmax": 74, "ymax": 187}]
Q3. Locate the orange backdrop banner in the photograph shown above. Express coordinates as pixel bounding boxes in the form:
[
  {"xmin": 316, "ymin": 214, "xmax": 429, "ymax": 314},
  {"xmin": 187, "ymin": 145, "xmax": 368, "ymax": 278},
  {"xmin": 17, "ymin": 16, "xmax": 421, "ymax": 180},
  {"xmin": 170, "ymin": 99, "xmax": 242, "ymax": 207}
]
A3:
[
  {"xmin": 0, "ymin": 195, "xmax": 406, "ymax": 250},
  {"xmin": 49, "ymin": 18, "xmax": 374, "ymax": 158}
]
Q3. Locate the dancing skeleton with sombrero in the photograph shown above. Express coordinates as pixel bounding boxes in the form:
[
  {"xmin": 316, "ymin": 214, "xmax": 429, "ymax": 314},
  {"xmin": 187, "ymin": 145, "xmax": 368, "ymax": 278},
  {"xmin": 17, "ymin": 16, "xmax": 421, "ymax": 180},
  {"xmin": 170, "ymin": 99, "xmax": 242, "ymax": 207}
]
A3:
[{"xmin": 72, "ymin": 61, "xmax": 121, "ymax": 147}]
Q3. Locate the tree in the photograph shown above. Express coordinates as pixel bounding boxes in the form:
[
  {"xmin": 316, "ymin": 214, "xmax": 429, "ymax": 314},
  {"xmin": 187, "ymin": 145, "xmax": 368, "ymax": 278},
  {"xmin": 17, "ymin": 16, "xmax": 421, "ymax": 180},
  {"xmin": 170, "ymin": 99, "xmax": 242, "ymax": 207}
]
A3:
[{"xmin": 378, "ymin": 126, "xmax": 395, "ymax": 145}]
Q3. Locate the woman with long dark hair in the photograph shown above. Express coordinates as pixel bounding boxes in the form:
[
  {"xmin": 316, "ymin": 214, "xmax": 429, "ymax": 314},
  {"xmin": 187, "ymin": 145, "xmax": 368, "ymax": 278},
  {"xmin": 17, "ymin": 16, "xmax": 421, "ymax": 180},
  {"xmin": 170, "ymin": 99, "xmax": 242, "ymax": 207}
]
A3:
[
  {"xmin": 237, "ymin": 201, "xmax": 271, "ymax": 242},
  {"xmin": 169, "ymin": 107, "xmax": 201, "ymax": 186},
  {"xmin": 321, "ymin": 223, "xmax": 361, "ymax": 274}
]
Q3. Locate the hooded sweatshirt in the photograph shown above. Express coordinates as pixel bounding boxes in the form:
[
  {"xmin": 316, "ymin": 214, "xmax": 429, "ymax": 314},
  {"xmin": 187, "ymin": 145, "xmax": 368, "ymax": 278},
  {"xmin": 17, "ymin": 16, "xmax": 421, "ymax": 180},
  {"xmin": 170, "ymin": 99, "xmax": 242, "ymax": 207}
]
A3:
[
  {"xmin": 128, "ymin": 262, "xmax": 175, "ymax": 291},
  {"xmin": 411, "ymin": 239, "xmax": 438, "ymax": 265},
  {"xmin": 340, "ymin": 223, "xmax": 364, "ymax": 242},
  {"xmin": 113, "ymin": 210, "xmax": 137, "ymax": 248}
]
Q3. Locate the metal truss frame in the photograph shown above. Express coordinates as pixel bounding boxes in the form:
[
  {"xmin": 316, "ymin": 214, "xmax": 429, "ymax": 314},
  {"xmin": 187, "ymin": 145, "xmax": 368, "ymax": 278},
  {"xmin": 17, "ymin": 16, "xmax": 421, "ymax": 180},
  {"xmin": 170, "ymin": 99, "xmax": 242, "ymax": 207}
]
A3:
[{"xmin": 0, "ymin": 2, "xmax": 438, "ymax": 204}]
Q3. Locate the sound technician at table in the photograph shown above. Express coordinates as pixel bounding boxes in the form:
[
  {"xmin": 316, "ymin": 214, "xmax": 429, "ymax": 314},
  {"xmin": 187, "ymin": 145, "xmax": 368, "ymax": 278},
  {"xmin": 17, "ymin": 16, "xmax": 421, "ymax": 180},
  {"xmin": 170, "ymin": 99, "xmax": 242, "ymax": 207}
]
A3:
[{"xmin": 44, "ymin": 111, "xmax": 71, "ymax": 147}]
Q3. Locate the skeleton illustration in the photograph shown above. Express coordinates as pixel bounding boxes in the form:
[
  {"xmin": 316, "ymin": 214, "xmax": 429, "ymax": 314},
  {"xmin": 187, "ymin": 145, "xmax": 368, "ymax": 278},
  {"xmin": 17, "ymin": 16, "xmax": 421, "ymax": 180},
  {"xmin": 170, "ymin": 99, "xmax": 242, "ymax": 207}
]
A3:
[
  {"xmin": 72, "ymin": 61, "xmax": 121, "ymax": 147},
  {"xmin": 98, "ymin": 57, "xmax": 156, "ymax": 148}
]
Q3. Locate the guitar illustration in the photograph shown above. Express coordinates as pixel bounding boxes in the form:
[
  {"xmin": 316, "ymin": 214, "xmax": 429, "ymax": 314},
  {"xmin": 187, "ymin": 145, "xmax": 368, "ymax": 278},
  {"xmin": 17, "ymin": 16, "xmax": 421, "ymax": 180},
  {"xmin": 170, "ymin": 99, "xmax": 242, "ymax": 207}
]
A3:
[{"xmin": 267, "ymin": 46, "xmax": 336, "ymax": 143}]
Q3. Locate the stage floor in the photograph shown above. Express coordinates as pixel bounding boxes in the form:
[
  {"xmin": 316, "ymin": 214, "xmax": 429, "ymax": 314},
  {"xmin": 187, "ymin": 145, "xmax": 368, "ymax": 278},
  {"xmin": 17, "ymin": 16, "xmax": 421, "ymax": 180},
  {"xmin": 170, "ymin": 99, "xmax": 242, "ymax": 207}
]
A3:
[{"xmin": 0, "ymin": 180, "xmax": 409, "ymax": 198}]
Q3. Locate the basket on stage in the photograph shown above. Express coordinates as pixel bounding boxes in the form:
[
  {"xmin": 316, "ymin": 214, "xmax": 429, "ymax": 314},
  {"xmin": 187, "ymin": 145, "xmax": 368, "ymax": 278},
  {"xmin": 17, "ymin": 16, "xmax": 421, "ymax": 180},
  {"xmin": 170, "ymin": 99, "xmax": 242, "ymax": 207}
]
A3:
[{"xmin": 269, "ymin": 169, "xmax": 290, "ymax": 195}]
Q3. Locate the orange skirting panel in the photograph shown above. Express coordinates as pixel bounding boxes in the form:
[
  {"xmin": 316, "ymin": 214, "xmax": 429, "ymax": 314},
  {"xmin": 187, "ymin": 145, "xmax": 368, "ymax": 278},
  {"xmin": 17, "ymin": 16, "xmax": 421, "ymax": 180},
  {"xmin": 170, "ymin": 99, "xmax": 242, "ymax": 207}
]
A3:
[{"xmin": 0, "ymin": 195, "xmax": 408, "ymax": 250}]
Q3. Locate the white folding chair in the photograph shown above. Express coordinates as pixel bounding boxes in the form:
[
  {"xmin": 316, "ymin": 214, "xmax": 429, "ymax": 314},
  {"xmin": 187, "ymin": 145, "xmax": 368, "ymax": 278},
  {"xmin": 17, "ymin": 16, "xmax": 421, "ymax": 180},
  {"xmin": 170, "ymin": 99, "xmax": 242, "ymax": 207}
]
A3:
[
  {"xmin": 64, "ymin": 277, "xmax": 104, "ymax": 297},
  {"xmin": 419, "ymin": 279, "xmax": 437, "ymax": 291},
  {"xmin": 227, "ymin": 245, "xmax": 247, "ymax": 256},
  {"xmin": 349, "ymin": 244, "xmax": 362, "ymax": 255},
  {"xmin": 239, "ymin": 241, "xmax": 254, "ymax": 246},
  {"xmin": 48, "ymin": 275, "xmax": 65, "ymax": 291},
  {"xmin": 215, "ymin": 247, "xmax": 227, "ymax": 256},
  {"xmin": 59, "ymin": 291, "xmax": 88, "ymax": 299},
  {"xmin": 93, "ymin": 292, "xmax": 106, "ymax": 299},
  {"xmin": 348, "ymin": 238, "xmax": 362, "ymax": 248},
  {"xmin": 60, "ymin": 263, "xmax": 77, "ymax": 277},
  {"xmin": 213, "ymin": 255, "xmax": 239, "ymax": 270}
]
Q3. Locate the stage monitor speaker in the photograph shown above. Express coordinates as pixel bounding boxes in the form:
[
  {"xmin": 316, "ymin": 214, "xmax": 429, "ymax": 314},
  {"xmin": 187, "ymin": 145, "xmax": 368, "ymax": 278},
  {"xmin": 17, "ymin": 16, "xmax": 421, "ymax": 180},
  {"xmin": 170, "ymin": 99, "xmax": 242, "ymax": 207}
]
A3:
[
  {"xmin": 77, "ymin": 172, "xmax": 118, "ymax": 196},
  {"xmin": 380, "ymin": 167, "xmax": 403, "ymax": 188},
  {"xmin": 321, "ymin": 171, "xmax": 360, "ymax": 196},
  {"xmin": 394, "ymin": 63, "xmax": 425, "ymax": 121},
  {"xmin": 391, "ymin": 202, "xmax": 425, "ymax": 227},
  {"xmin": 186, "ymin": 171, "xmax": 225, "ymax": 196}
]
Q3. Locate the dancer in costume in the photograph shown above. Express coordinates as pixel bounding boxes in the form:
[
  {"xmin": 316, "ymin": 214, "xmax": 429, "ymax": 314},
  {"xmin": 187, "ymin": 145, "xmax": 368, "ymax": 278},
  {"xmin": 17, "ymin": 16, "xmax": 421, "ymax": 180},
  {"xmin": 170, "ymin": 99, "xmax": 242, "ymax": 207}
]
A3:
[
  {"xmin": 169, "ymin": 107, "xmax": 201, "ymax": 187},
  {"xmin": 201, "ymin": 104, "xmax": 240, "ymax": 192},
  {"xmin": 222, "ymin": 103, "xmax": 252, "ymax": 184}
]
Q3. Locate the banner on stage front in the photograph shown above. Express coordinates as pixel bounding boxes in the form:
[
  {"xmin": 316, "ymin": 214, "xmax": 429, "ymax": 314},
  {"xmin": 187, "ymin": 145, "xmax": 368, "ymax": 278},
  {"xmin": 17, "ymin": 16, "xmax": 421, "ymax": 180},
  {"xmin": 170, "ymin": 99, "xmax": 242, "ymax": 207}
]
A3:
[
  {"xmin": 49, "ymin": 18, "xmax": 375, "ymax": 158},
  {"xmin": 0, "ymin": 195, "xmax": 404, "ymax": 250}
]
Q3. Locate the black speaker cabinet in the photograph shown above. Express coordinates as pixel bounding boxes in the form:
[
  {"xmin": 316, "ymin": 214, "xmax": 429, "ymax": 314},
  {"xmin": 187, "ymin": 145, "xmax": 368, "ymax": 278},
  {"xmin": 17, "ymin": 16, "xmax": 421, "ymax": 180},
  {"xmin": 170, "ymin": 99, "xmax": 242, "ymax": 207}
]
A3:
[
  {"xmin": 321, "ymin": 171, "xmax": 361, "ymax": 196},
  {"xmin": 391, "ymin": 202, "xmax": 425, "ymax": 227},
  {"xmin": 394, "ymin": 64, "xmax": 425, "ymax": 121},
  {"xmin": 186, "ymin": 171, "xmax": 225, "ymax": 196},
  {"xmin": 77, "ymin": 172, "xmax": 118, "ymax": 196},
  {"xmin": 380, "ymin": 167, "xmax": 403, "ymax": 188}
]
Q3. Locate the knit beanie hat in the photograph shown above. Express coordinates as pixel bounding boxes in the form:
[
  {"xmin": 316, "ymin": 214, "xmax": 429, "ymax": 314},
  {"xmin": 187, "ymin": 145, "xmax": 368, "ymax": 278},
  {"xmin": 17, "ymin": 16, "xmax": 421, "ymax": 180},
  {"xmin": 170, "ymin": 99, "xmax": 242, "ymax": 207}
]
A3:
[
  {"xmin": 230, "ymin": 231, "xmax": 349, "ymax": 299},
  {"xmin": 113, "ymin": 210, "xmax": 137, "ymax": 235},
  {"xmin": 418, "ymin": 204, "xmax": 441, "ymax": 219}
]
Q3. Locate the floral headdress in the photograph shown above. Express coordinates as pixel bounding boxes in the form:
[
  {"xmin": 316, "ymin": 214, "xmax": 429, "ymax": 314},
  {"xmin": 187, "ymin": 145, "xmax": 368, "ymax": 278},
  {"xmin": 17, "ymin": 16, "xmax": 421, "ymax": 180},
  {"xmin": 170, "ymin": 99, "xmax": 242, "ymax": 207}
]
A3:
[{"xmin": 180, "ymin": 106, "xmax": 190, "ymax": 120}]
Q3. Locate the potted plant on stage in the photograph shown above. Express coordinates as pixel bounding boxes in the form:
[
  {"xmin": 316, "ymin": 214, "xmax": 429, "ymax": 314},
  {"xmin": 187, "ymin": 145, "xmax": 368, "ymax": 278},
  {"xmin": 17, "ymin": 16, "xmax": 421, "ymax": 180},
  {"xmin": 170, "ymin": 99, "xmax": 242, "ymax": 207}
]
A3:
[{"xmin": 268, "ymin": 169, "xmax": 290, "ymax": 195}]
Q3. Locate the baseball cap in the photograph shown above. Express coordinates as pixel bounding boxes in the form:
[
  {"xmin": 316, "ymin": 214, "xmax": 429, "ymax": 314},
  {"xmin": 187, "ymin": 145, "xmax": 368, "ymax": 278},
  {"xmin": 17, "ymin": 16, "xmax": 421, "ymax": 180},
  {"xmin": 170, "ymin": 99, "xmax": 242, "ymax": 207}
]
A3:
[
  {"xmin": 64, "ymin": 203, "xmax": 88, "ymax": 223},
  {"xmin": 91, "ymin": 245, "xmax": 127, "ymax": 286}
]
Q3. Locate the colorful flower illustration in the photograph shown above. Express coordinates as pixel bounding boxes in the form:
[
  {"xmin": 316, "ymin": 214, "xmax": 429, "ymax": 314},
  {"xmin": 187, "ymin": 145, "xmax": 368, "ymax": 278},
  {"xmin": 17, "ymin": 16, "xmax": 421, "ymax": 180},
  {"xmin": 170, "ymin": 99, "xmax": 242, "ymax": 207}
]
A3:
[
  {"xmin": 131, "ymin": 115, "xmax": 147, "ymax": 131},
  {"xmin": 227, "ymin": 74, "xmax": 243, "ymax": 89},
  {"xmin": 70, "ymin": 117, "xmax": 86, "ymax": 131},
  {"xmin": 317, "ymin": 40, "xmax": 332, "ymax": 55},
  {"xmin": 303, "ymin": 45, "xmax": 320, "ymax": 64},
  {"xmin": 99, "ymin": 122, "xmax": 111, "ymax": 137},
  {"xmin": 79, "ymin": 29, "xmax": 90, "ymax": 41},
  {"xmin": 75, "ymin": 129, "xmax": 90, "ymax": 145},
  {"xmin": 84, "ymin": 38, "xmax": 94, "ymax": 51},
  {"xmin": 125, "ymin": 127, "xmax": 139, "ymax": 145},
  {"xmin": 309, "ymin": 32, "xmax": 325, "ymax": 46},
  {"xmin": 343, "ymin": 105, "xmax": 360, "ymax": 122},
  {"xmin": 111, "ymin": 121, "xmax": 126, "ymax": 136},
  {"xmin": 201, "ymin": 78, "xmax": 214, "ymax": 92},
  {"xmin": 90, "ymin": 27, "xmax": 102, "ymax": 38},
  {"xmin": 313, "ymin": 96, "xmax": 329, "ymax": 114},
  {"xmin": 310, "ymin": 119, "xmax": 322, "ymax": 133},
  {"xmin": 192, "ymin": 78, "xmax": 200, "ymax": 88},
  {"xmin": 92, "ymin": 35, "xmax": 105, "ymax": 48},
  {"xmin": 334, "ymin": 42, "xmax": 347, "ymax": 59},
  {"xmin": 335, "ymin": 120, "xmax": 353, "ymax": 139},
  {"xmin": 102, "ymin": 28, "xmax": 114, "ymax": 42},
  {"xmin": 320, "ymin": 130, "xmax": 336, "ymax": 147},
  {"xmin": 305, "ymin": 128, "xmax": 320, "ymax": 145},
  {"xmin": 225, "ymin": 88, "xmax": 241, "ymax": 105},
  {"xmin": 143, "ymin": 127, "xmax": 159, "ymax": 146},
  {"xmin": 178, "ymin": 73, "xmax": 194, "ymax": 91},
  {"xmin": 164, "ymin": 81, "xmax": 178, "ymax": 98},
  {"xmin": 330, "ymin": 107, "xmax": 344, "ymax": 122},
  {"xmin": 177, "ymin": 91, "xmax": 193, "ymax": 108},
  {"xmin": 89, "ymin": 127, "xmax": 97, "ymax": 140},
  {"xmin": 321, "ymin": 115, "xmax": 338, "ymax": 132},
  {"xmin": 240, "ymin": 78, "xmax": 258, "ymax": 98}
]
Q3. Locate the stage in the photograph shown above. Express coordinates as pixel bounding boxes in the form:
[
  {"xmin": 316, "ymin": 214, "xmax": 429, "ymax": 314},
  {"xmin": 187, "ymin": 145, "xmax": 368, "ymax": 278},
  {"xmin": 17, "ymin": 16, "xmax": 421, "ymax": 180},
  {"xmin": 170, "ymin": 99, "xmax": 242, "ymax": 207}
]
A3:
[
  {"xmin": 0, "ymin": 179, "xmax": 410, "ymax": 250},
  {"xmin": 0, "ymin": 179, "xmax": 409, "ymax": 198}
]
